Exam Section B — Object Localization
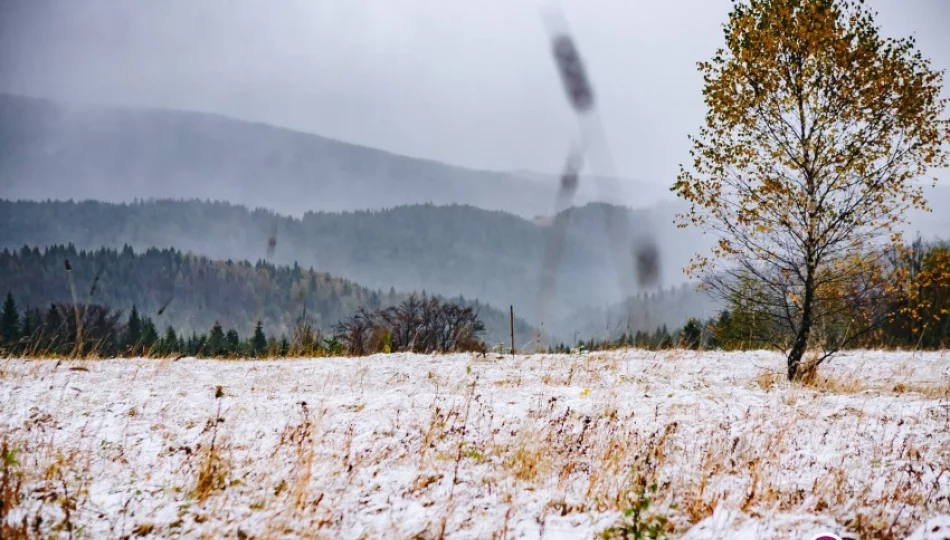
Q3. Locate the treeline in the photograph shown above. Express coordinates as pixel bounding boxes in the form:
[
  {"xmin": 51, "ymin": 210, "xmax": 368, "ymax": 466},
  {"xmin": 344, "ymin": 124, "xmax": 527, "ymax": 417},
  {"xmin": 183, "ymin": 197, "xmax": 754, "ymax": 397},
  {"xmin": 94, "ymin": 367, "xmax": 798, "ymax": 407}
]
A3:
[
  {"xmin": 706, "ymin": 240, "xmax": 950, "ymax": 351},
  {"xmin": 566, "ymin": 241, "xmax": 950, "ymax": 352},
  {"xmin": 0, "ymin": 244, "xmax": 534, "ymax": 345},
  {"xmin": 0, "ymin": 198, "xmax": 708, "ymax": 319},
  {"xmin": 551, "ymin": 283, "xmax": 718, "ymax": 342},
  {"xmin": 0, "ymin": 294, "xmax": 485, "ymax": 358}
]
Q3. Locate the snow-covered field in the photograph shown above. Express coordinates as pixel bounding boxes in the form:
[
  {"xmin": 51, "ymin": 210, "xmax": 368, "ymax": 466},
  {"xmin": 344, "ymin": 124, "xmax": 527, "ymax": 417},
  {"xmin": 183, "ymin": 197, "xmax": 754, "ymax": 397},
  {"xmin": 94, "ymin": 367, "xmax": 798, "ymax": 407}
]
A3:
[{"xmin": 1, "ymin": 350, "xmax": 948, "ymax": 539}]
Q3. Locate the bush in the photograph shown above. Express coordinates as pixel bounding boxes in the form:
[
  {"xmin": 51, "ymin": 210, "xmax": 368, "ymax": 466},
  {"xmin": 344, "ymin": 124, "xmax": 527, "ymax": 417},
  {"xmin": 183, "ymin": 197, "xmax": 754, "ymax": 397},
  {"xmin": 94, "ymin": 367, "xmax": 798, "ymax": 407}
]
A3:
[{"xmin": 334, "ymin": 295, "xmax": 485, "ymax": 355}]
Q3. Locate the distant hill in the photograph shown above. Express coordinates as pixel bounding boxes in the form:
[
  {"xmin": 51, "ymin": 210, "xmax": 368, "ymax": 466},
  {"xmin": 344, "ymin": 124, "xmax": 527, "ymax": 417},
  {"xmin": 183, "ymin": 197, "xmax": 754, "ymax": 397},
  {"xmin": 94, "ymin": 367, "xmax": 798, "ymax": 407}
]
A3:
[
  {"xmin": 0, "ymin": 93, "xmax": 670, "ymax": 218},
  {"xmin": 0, "ymin": 198, "xmax": 713, "ymax": 331},
  {"xmin": 509, "ymin": 170, "xmax": 676, "ymax": 212},
  {"xmin": 0, "ymin": 244, "xmax": 536, "ymax": 346}
]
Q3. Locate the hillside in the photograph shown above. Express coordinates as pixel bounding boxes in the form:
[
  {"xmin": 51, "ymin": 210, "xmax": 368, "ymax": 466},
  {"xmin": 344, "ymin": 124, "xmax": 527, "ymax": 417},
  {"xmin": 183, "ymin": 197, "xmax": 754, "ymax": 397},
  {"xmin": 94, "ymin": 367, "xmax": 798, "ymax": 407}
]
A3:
[
  {"xmin": 0, "ymin": 244, "xmax": 535, "ymax": 345},
  {"xmin": 0, "ymin": 93, "xmax": 672, "ymax": 218},
  {"xmin": 0, "ymin": 198, "xmax": 713, "ymax": 327}
]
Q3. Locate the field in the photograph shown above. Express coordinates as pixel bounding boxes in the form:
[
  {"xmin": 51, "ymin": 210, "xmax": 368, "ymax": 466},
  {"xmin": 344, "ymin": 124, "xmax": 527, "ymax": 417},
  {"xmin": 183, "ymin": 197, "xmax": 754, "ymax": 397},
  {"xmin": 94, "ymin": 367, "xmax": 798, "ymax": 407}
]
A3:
[{"xmin": 1, "ymin": 350, "xmax": 949, "ymax": 539}]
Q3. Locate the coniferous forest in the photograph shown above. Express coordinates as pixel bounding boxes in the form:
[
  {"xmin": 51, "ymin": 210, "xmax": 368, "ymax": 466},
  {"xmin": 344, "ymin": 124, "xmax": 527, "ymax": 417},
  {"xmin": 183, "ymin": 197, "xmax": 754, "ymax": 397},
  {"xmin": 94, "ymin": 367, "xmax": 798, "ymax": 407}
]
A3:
[
  {"xmin": 3, "ymin": 238, "xmax": 948, "ymax": 358},
  {"xmin": 0, "ymin": 244, "xmax": 536, "ymax": 355}
]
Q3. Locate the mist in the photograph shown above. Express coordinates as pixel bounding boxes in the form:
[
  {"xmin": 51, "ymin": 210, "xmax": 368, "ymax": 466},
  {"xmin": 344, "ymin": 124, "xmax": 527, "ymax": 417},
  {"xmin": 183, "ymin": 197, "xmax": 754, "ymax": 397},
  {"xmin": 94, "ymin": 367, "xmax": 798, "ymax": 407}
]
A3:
[
  {"xmin": 1, "ymin": 0, "xmax": 949, "ymax": 339},
  {"xmin": 3, "ymin": 0, "xmax": 946, "ymax": 184}
]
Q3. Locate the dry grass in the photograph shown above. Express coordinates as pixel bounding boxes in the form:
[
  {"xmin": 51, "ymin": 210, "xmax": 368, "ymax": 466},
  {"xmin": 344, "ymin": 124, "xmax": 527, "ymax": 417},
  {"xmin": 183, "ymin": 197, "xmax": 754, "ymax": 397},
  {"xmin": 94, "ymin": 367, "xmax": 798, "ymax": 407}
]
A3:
[{"xmin": 0, "ymin": 350, "xmax": 947, "ymax": 539}]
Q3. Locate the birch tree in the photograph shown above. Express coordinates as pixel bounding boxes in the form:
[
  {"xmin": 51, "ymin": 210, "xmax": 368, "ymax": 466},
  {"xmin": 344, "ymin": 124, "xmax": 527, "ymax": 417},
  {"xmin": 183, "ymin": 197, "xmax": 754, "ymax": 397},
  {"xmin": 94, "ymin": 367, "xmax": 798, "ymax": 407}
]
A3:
[{"xmin": 673, "ymin": 0, "xmax": 949, "ymax": 379}]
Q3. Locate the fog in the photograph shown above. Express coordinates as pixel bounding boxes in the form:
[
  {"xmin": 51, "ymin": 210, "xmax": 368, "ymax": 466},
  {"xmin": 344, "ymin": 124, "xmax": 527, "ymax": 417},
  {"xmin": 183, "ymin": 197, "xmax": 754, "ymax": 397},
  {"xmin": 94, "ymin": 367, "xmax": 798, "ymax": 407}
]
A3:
[
  {"xmin": 1, "ymin": 0, "xmax": 949, "ymax": 338},
  {"xmin": 2, "ymin": 0, "xmax": 947, "ymax": 186}
]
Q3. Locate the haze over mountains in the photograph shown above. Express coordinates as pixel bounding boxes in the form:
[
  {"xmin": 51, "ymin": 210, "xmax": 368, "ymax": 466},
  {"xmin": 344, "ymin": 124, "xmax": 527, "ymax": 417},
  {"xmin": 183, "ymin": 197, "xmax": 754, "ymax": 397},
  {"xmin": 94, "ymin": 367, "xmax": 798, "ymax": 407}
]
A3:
[
  {"xmin": 3, "ymin": 92, "xmax": 945, "ymax": 229},
  {"xmin": 0, "ymin": 198, "xmax": 713, "ymax": 337},
  {"xmin": 1, "ymin": 92, "xmax": 948, "ymax": 341},
  {"xmin": 0, "ymin": 94, "xmax": 675, "ymax": 218}
]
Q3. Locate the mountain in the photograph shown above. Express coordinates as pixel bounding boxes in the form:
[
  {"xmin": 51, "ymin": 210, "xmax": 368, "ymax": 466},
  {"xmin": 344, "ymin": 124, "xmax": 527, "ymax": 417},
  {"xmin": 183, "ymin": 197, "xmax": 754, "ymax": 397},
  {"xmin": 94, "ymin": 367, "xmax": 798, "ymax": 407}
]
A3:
[
  {"xmin": 0, "ymin": 93, "xmax": 670, "ymax": 218},
  {"xmin": 0, "ymin": 244, "xmax": 536, "ymax": 346},
  {"xmin": 0, "ymin": 198, "xmax": 712, "ymax": 331},
  {"xmin": 509, "ymin": 170, "xmax": 677, "ymax": 212}
]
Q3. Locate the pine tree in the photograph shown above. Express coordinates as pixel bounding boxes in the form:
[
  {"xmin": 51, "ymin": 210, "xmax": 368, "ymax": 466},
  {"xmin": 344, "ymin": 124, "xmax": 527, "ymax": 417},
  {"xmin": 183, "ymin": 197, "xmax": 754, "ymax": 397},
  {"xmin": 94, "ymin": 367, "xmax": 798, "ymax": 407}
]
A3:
[
  {"xmin": 19, "ymin": 308, "xmax": 39, "ymax": 353},
  {"xmin": 43, "ymin": 303, "xmax": 63, "ymax": 353},
  {"xmin": 225, "ymin": 329, "xmax": 240, "ymax": 356},
  {"xmin": 207, "ymin": 322, "xmax": 225, "ymax": 356},
  {"xmin": 125, "ymin": 305, "xmax": 142, "ymax": 355},
  {"xmin": 681, "ymin": 319, "xmax": 702, "ymax": 350},
  {"xmin": 141, "ymin": 317, "xmax": 159, "ymax": 354},
  {"xmin": 0, "ymin": 295, "xmax": 20, "ymax": 355},
  {"xmin": 160, "ymin": 326, "xmax": 178, "ymax": 356},
  {"xmin": 0, "ymin": 292, "xmax": 20, "ymax": 350},
  {"xmin": 251, "ymin": 321, "xmax": 267, "ymax": 357},
  {"xmin": 388, "ymin": 286, "xmax": 397, "ymax": 305}
]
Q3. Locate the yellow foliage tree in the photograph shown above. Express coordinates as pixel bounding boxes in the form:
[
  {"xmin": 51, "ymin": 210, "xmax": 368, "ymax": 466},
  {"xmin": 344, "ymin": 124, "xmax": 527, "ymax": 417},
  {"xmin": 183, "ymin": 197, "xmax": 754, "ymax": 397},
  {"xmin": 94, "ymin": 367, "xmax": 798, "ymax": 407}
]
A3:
[{"xmin": 672, "ymin": 0, "xmax": 950, "ymax": 379}]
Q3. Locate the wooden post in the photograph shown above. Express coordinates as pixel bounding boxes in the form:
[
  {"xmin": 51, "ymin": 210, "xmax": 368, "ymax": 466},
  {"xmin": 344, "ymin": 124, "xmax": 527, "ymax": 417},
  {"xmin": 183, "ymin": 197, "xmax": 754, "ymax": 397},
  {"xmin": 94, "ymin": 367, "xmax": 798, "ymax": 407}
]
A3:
[{"xmin": 510, "ymin": 305, "xmax": 515, "ymax": 356}]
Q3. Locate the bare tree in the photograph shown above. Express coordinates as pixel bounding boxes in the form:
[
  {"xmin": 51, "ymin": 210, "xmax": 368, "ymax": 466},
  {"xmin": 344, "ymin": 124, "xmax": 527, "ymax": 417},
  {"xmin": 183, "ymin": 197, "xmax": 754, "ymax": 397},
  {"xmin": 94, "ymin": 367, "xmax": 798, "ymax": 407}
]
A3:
[{"xmin": 335, "ymin": 295, "xmax": 485, "ymax": 355}]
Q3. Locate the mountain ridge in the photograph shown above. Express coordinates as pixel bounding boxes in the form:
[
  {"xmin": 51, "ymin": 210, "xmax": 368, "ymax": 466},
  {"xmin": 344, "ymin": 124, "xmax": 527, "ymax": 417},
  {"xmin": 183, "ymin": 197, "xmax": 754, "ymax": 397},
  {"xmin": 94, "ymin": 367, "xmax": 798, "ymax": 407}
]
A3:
[
  {"xmin": 0, "ymin": 197, "xmax": 713, "ymax": 335},
  {"xmin": 0, "ymin": 93, "xmax": 674, "ymax": 218}
]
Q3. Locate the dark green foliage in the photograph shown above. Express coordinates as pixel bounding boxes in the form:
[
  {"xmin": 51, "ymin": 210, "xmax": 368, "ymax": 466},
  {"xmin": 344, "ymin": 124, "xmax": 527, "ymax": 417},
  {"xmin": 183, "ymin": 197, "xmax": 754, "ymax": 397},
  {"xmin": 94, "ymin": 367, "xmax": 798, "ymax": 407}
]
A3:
[
  {"xmin": 207, "ymin": 322, "xmax": 225, "ymax": 357},
  {"xmin": 0, "ymin": 198, "xmax": 710, "ymax": 327},
  {"xmin": 680, "ymin": 318, "xmax": 702, "ymax": 350},
  {"xmin": 1, "ymin": 292, "xmax": 489, "ymax": 359},
  {"xmin": 251, "ymin": 321, "xmax": 267, "ymax": 357},
  {"xmin": 141, "ymin": 318, "xmax": 159, "ymax": 353},
  {"xmin": 225, "ymin": 329, "xmax": 241, "ymax": 356},
  {"xmin": 0, "ymin": 243, "xmax": 528, "ymax": 345},
  {"xmin": 0, "ymin": 292, "xmax": 19, "ymax": 351},
  {"xmin": 124, "ymin": 306, "xmax": 142, "ymax": 355},
  {"xmin": 160, "ymin": 326, "xmax": 179, "ymax": 356},
  {"xmin": 42, "ymin": 304, "xmax": 63, "ymax": 354},
  {"xmin": 11, "ymin": 303, "xmax": 124, "ymax": 357},
  {"xmin": 19, "ymin": 308, "xmax": 40, "ymax": 351},
  {"xmin": 600, "ymin": 482, "xmax": 670, "ymax": 540}
]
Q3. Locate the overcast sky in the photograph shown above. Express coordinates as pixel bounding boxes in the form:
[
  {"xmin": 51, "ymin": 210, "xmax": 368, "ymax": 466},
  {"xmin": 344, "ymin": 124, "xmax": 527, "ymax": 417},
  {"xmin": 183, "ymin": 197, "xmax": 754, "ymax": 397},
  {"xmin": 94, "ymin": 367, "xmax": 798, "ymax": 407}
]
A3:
[{"xmin": 1, "ymin": 0, "xmax": 948, "ymax": 184}]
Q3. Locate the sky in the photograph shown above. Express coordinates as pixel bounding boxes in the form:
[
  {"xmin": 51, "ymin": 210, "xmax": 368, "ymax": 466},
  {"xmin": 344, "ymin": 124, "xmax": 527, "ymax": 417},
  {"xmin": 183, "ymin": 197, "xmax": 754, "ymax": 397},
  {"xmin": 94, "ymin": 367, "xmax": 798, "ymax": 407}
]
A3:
[{"xmin": 1, "ymin": 0, "xmax": 948, "ymax": 184}]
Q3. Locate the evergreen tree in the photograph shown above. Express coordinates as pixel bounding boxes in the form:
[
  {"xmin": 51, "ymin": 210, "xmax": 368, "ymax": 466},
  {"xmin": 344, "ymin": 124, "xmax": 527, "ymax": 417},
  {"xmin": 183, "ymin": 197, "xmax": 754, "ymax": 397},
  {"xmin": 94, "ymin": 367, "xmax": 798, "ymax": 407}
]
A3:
[
  {"xmin": 251, "ymin": 321, "xmax": 267, "ymax": 357},
  {"xmin": 20, "ymin": 308, "xmax": 40, "ymax": 353},
  {"xmin": 225, "ymin": 328, "xmax": 241, "ymax": 356},
  {"xmin": 278, "ymin": 335, "xmax": 290, "ymax": 357},
  {"xmin": 161, "ymin": 326, "xmax": 179, "ymax": 356},
  {"xmin": 681, "ymin": 319, "xmax": 703, "ymax": 350},
  {"xmin": 141, "ymin": 317, "xmax": 159, "ymax": 353},
  {"xmin": 125, "ymin": 305, "xmax": 142, "ymax": 355},
  {"xmin": 207, "ymin": 322, "xmax": 225, "ymax": 356},
  {"xmin": 43, "ymin": 303, "xmax": 63, "ymax": 353},
  {"xmin": 0, "ymin": 292, "xmax": 20, "ymax": 350}
]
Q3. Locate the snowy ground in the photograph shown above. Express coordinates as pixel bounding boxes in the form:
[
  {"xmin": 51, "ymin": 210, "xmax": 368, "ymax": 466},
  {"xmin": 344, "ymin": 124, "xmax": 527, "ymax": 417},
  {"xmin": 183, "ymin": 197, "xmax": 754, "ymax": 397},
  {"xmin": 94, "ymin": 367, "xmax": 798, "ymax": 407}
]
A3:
[{"xmin": 1, "ymin": 350, "xmax": 949, "ymax": 539}]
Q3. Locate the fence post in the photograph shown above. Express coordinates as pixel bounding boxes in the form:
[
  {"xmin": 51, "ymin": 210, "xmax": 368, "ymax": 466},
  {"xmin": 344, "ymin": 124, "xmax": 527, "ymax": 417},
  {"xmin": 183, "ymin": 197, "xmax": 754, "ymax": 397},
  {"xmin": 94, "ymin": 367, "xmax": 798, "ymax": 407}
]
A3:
[{"xmin": 510, "ymin": 305, "xmax": 515, "ymax": 356}]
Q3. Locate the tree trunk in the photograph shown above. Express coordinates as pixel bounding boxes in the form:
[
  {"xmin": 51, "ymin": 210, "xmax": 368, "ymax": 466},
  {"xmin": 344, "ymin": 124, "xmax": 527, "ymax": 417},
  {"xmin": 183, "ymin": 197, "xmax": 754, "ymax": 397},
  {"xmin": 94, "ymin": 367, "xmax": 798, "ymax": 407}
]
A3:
[{"xmin": 787, "ymin": 264, "xmax": 815, "ymax": 380}]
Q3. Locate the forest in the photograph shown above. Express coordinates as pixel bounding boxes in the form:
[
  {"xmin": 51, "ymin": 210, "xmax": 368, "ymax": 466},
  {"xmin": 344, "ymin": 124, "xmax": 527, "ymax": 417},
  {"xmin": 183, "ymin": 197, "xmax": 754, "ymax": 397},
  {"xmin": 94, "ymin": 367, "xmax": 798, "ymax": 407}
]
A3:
[
  {"xmin": 0, "ymin": 198, "xmax": 711, "ymax": 322},
  {"xmin": 0, "ymin": 244, "xmax": 535, "ymax": 349},
  {"xmin": 576, "ymin": 240, "xmax": 950, "ymax": 353},
  {"xmin": 3, "ymin": 238, "xmax": 947, "ymax": 358},
  {"xmin": 0, "ymin": 292, "xmax": 487, "ymax": 358}
]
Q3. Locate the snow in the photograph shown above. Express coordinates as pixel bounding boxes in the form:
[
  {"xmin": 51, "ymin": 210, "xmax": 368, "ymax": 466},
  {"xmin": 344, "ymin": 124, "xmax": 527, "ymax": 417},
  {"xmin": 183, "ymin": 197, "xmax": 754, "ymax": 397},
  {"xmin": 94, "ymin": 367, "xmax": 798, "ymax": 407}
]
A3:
[{"xmin": 1, "ymin": 350, "xmax": 948, "ymax": 538}]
